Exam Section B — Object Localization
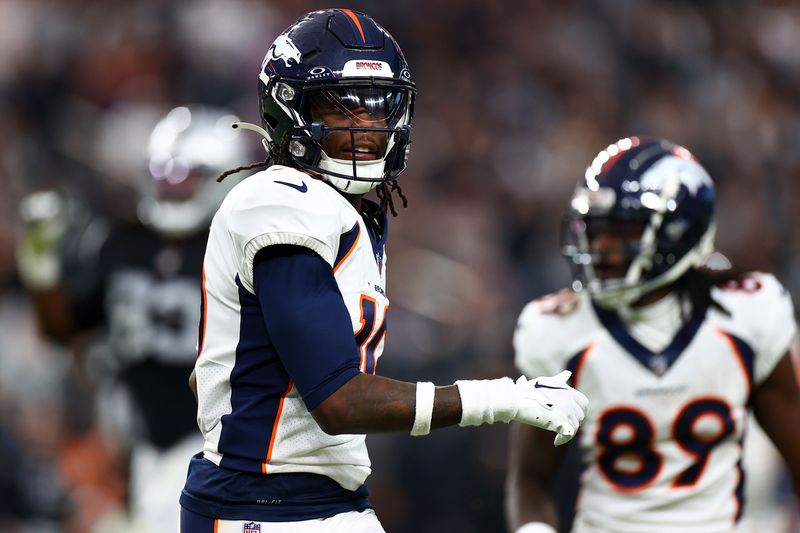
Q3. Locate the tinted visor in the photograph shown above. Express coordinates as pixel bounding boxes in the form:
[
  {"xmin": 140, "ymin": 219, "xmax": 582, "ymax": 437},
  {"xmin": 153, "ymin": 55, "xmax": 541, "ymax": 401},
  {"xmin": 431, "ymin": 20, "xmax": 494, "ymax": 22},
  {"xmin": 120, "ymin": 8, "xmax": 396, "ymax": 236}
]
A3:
[{"xmin": 304, "ymin": 87, "xmax": 410, "ymax": 129}]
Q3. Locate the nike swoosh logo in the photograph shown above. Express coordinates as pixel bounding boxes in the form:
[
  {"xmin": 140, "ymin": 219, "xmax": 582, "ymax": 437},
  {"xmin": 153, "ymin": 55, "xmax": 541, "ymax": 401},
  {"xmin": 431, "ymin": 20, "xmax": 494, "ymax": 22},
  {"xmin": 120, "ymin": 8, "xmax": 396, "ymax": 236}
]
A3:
[
  {"xmin": 275, "ymin": 180, "xmax": 308, "ymax": 193},
  {"xmin": 534, "ymin": 383, "xmax": 568, "ymax": 391}
]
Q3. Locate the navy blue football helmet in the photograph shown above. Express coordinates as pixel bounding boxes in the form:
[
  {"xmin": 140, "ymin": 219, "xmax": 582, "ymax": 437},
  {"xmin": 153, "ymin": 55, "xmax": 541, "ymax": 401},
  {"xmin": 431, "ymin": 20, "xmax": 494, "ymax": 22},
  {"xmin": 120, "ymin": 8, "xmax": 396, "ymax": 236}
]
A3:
[
  {"xmin": 562, "ymin": 137, "xmax": 716, "ymax": 307},
  {"xmin": 239, "ymin": 9, "xmax": 415, "ymax": 194}
]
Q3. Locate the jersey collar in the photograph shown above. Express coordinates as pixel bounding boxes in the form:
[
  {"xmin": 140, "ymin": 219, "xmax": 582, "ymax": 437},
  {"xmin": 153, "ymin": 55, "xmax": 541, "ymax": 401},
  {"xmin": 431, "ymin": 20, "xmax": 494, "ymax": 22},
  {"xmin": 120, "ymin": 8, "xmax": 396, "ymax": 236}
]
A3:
[{"xmin": 591, "ymin": 299, "xmax": 709, "ymax": 377}]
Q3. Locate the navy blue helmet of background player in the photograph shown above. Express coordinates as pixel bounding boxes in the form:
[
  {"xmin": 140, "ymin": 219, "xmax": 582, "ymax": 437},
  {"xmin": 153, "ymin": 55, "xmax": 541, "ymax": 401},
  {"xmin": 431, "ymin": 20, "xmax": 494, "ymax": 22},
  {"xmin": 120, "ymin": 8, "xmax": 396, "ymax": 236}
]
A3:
[
  {"xmin": 562, "ymin": 136, "xmax": 716, "ymax": 308},
  {"xmin": 242, "ymin": 9, "xmax": 415, "ymax": 195},
  {"xmin": 140, "ymin": 105, "xmax": 247, "ymax": 237}
]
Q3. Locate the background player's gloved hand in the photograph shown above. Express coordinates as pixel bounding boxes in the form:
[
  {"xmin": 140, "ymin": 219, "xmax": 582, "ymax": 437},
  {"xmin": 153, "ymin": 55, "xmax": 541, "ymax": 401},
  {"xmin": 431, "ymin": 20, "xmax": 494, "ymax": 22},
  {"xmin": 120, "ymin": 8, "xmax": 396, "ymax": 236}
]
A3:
[
  {"xmin": 455, "ymin": 370, "xmax": 588, "ymax": 446},
  {"xmin": 16, "ymin": 190, "xmax": 66, "ymax": 290}
]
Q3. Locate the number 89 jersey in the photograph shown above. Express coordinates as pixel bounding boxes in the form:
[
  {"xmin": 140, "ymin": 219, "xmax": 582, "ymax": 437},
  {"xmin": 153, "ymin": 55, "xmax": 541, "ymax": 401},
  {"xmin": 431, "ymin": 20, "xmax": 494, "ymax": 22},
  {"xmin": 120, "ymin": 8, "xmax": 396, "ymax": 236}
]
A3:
[{"xmin": 514, "ymin": 273, "xmax": 797, "ymax": 533}]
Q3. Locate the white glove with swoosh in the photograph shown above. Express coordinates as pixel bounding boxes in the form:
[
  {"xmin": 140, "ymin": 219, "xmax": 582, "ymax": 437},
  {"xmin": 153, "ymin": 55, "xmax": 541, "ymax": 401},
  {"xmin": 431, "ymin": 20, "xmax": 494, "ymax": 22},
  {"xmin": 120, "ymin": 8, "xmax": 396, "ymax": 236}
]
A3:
[
  {"xmin": 455, "ymin": 370, "xmax": 588, "ymax": 446},
  {"xmin": 518, "ymin": 370, "xmax": 588, "ymax": 445}
]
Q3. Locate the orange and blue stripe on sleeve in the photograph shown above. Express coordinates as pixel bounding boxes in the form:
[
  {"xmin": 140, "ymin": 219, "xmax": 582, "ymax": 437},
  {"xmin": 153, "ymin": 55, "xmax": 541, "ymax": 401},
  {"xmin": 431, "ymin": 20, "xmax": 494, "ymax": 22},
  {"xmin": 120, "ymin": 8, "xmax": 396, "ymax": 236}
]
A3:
[
  {"xmin": 715, "ymin": 328, "xmax": 755, "ymax": 398},
  {"xmin": 565, "ymin": 342, "xmax": 595, "ymax": 389},
  {"xmin": 334, "ymin": 222, "xmax": 360, "ymax": 273}
]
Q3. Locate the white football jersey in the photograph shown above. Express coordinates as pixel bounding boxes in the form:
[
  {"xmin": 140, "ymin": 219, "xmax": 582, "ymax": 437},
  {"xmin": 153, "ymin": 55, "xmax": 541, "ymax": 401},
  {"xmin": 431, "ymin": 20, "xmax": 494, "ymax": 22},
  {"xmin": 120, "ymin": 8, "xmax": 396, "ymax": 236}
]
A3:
[
  {"xmin": 195, "ymin": 165, "xmax": 388, "ymax": 492},
  {"xmin": 514, "ymin": 273, "xmax": 797, "ymax": 533}
]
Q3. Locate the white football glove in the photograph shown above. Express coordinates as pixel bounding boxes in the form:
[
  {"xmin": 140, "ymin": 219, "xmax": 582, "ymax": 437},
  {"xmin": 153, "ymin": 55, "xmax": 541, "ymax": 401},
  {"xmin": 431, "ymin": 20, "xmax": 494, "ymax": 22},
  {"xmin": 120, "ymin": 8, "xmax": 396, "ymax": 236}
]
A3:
[
  {"xmin": 455, "ymin": 370, "xmax": 588, "ymax": 446},
  {"xmin": 515, "ymin": 371, "xmax": 588, "ymax": 445}
]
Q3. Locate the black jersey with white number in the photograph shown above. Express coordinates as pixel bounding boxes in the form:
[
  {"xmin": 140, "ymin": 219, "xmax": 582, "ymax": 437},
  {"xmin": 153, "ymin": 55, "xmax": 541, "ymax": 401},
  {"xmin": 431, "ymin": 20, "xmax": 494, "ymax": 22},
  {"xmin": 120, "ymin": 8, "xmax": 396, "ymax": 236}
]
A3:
[{"xmin": 64, "ymin": 220, "xmax": 205, "ymax": 449}]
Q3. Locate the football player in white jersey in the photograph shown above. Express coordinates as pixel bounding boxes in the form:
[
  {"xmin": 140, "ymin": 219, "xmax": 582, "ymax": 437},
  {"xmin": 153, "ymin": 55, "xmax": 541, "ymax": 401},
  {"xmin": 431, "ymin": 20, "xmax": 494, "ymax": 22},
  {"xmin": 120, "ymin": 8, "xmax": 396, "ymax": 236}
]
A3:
[
  {"xmin": 506, "ymin": 137, "xmax": 800, "ymax": 533},
  {"xmin": 179, "ymin": 9, "xmax": 588, "ymax": 533}
]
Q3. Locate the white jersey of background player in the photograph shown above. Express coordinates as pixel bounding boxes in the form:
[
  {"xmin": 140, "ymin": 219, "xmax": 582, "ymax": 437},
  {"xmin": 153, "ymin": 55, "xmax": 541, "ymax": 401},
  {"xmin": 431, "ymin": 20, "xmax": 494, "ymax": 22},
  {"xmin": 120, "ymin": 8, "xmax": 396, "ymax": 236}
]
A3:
[
  {"xmin": 180, "ymin": 9, "xmax": 587, "ymax": 533},
  {"xmin": 506, "ymin": 137, "xmax": 800, "ymax": 533}
]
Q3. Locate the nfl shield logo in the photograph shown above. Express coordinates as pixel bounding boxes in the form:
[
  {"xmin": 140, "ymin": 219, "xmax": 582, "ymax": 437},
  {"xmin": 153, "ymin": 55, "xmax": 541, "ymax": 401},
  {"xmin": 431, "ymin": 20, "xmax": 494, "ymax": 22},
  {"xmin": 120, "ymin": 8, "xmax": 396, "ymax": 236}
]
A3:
[{"xmin": 243, "ymin": 522, "xmax": 261, "ymax": 533}]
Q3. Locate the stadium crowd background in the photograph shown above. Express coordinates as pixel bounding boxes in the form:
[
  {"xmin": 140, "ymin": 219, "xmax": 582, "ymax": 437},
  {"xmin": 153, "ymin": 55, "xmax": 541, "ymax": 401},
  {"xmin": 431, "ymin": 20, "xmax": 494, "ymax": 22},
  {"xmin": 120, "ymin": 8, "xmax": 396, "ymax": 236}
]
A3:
[{"xmin": 1, "ymin": 0, "xmax": 799, "ymax": 531}]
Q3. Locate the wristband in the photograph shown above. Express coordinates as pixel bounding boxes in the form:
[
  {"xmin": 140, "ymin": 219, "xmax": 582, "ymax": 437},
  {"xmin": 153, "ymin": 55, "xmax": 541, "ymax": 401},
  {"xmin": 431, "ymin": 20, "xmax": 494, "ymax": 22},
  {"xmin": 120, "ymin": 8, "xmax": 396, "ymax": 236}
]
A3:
[
  {"xmin": 455, "ymin": 378, "xmax": 518, "ymax": 426},
  {"xmin": 516, "ymin": 522, "xmax": 557, "ymax": 533},
  {"xmin": 410, "ymin": 382, "xmax": 435, "ymax": 436}
]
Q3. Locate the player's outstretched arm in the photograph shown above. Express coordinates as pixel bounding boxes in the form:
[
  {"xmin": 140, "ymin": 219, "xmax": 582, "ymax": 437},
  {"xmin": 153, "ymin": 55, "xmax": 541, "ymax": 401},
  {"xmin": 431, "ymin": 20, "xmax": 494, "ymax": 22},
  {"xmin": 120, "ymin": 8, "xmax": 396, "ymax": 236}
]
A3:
[
  {"xmin": 752, "ymin": 348, "xmax": 800, "ymax": 504},
  {"xmin": 252, "ymin": 245, "xmax": 588, "ymax": 442},
  {"xmin": 16, "ymin": 191, "xmax": 77, "ymax": 343},
  {"xmin": 311, "ymin": 374, "xmax": 459, "ymax": 433},
  {"xmin": 505, "ymin": 422, "xmax": 564, "ymax": 533},
  {"xmin": 312, "ymin": 370, "xmax": 587, "ymax": 441}
]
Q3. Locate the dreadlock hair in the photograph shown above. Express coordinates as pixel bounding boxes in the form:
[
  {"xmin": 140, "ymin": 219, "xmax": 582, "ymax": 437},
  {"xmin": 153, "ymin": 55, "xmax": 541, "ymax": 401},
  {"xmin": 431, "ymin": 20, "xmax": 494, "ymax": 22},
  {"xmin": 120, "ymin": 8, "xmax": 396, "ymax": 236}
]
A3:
[
  {"xmin": 217, "ymin": 154, "xmax": 410, "ymax": 217},
  {"xmin": 375, "ymin": 180, "xmax": 409, "ymax": 217},
  {"xmin": 217, "ymin": 155, "xmax": 273, "ymax": 183},
  {"xmin": 673, "ymin": 264, "xmax": 745, "ymax": 319}
]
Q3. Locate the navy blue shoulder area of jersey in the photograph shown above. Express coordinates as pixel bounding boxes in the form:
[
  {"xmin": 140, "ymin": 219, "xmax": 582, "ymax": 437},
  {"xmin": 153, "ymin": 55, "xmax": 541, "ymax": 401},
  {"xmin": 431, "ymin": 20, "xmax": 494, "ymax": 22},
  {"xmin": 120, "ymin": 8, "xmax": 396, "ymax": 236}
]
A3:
[
  {"xmin": 360, "ymin": 198, "xmax": 388, "ymax": 259},
  {"xmin": 180, "ymin": 454, "xmax": 371, "ymax": 521},
  {"xmin": 253, "ymin": 245, "xmax": 360, "ymax": 411}
]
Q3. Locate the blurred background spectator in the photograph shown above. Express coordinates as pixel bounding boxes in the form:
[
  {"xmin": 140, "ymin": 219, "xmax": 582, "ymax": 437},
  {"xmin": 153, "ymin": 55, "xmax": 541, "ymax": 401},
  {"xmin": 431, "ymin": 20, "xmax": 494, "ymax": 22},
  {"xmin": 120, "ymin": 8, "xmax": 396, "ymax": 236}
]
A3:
[{"xmin": 1, "ymin": 0, "xmax": 798, "ymax": 531}]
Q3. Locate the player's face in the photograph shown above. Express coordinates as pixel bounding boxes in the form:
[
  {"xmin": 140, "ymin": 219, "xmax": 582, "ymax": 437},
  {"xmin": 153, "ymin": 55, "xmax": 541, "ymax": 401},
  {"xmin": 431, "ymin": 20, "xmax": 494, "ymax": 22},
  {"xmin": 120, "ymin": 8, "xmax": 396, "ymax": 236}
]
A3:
[
  {"xmin": 307, "ymin": 87, "xmax": 405, "ymax": 161},
  {"xmin": 586, "ymin": 219, "xmax": 646, "ymax": 281}
]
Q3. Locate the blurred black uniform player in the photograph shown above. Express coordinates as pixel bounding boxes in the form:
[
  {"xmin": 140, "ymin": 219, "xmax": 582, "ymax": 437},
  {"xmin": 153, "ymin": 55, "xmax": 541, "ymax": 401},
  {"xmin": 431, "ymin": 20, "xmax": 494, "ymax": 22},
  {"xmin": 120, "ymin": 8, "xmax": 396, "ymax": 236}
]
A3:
[{"xmin": 17, "ymin": 105, "xmax": 247, "ymax": 532}]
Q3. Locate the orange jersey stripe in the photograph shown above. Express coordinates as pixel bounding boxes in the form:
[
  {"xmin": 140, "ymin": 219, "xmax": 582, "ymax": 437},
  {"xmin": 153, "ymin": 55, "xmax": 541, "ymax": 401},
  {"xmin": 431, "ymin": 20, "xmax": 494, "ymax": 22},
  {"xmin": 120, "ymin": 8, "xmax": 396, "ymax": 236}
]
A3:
[
  {"xmin": 572, "ymin": 341, "xmax": 596, "ymax": 389},
  {"xmin": 341, "ymin": 9, "xmax": 366, "ymax": 43},
  {"xmin": 334, "ymin": 225, "xmax": 361, "ymax": 273},
  {"xmin": 263, "ymin": 380, "xmax": 294, "ymax": 474},
  {"xmin": 714, "ymin": 328, "xmax": 752, "ymax": 392},
  {"xmin": 198, "ymin": 265, "xmax": 208, "ymax": 358}
]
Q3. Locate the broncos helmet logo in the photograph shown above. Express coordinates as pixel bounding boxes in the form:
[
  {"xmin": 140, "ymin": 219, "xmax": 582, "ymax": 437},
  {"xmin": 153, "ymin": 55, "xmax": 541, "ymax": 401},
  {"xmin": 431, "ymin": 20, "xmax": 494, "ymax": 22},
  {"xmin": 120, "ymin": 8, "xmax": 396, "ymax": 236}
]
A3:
[{"xmin": 265, "ymin": 34, "xmax": 302, "ymax": 69}]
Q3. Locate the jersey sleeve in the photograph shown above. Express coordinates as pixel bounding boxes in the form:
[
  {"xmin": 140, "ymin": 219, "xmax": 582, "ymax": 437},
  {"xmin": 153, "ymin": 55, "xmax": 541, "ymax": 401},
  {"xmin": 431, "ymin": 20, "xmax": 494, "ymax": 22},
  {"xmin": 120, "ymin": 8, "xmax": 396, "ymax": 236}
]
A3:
[
  {"xmin": 751, "ymin": 273, "xmax": 798, "ymax": 385},
  {"xmin": 514, "ymin": 290, "xmax": 592, "ymax": 380},
  {"xmin": 222, "ymin": 167, "xmax": 354, "ymax": 293},
  {"xmin": 253, "ymin": 245, "xmax": 360, "ymax": 411},
  {"xmin": 513, "ymin": 301, "xmax": 566, "ymax": 378}
]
